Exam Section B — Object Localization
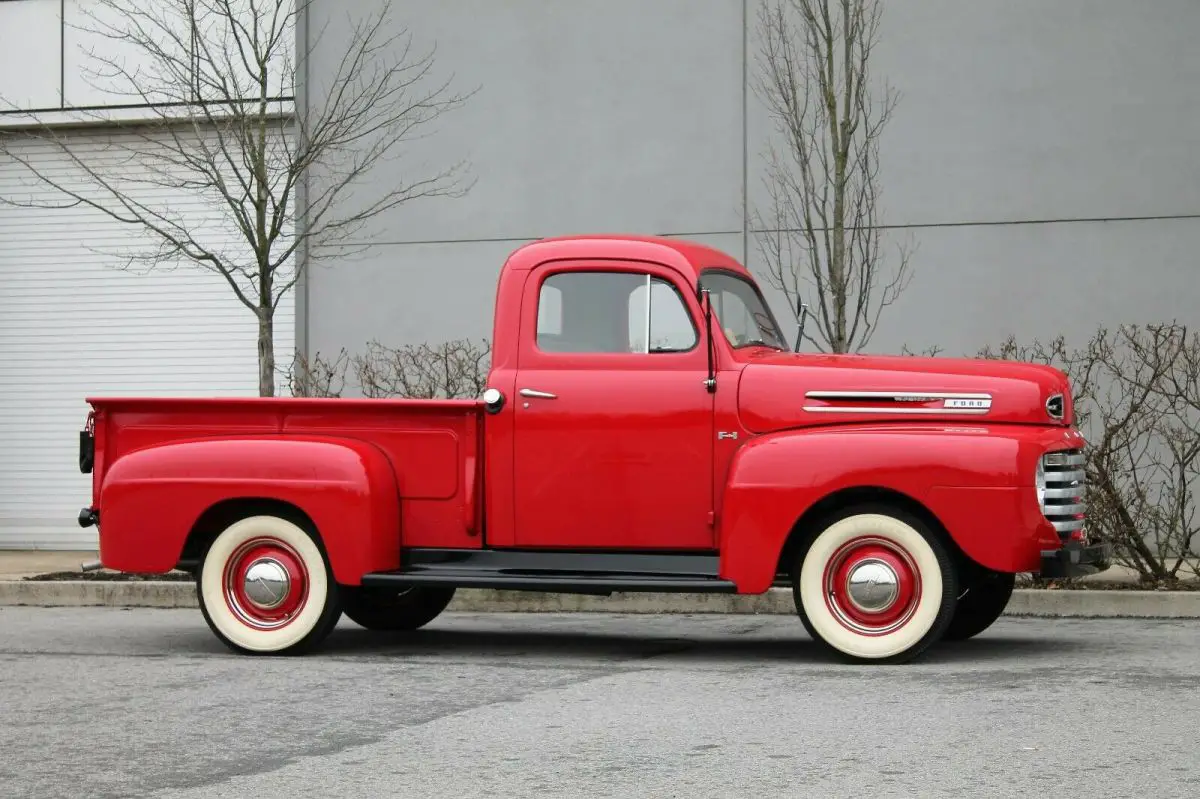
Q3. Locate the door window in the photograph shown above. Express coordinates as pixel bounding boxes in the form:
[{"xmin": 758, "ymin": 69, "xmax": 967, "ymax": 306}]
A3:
[{"xmin": 536, "ymin": 271, "xmax": 697, "ymax": 354}]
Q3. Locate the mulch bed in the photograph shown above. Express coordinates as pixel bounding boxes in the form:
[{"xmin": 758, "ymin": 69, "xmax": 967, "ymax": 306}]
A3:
[
  {"xmin": 22, "ymin": 570, "xmax": 193, "ymax": 582},
  {"xmin": 1016, "ymin": 578, "xmax": 1200, "ymax": 591}
]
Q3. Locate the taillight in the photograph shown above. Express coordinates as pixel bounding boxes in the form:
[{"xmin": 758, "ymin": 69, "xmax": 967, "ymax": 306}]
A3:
[{"xmin": 79, "ymin": 411, "xmax": 95, "ymax": 474}]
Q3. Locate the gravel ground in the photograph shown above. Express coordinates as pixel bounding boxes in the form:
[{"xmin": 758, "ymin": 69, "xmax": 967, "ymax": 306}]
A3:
[{"xmin": 1, "ymin": 607, "xmax": 1197, "ymax": 798}]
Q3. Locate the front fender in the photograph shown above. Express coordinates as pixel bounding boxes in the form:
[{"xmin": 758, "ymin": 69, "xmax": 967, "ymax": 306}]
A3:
[
  {"xmin": 717, "ymin": 424, "xmax": 1078, "ymax": 592},
  {"xmin": 97, "ymin": 435, "xmax": 401, "ymax": 585}
]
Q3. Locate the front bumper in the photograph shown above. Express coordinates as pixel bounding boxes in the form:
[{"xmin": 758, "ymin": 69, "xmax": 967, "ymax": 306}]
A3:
[{"xmin": 1038, "ymin": 541, "xmax": 1112, "ymax": 579}]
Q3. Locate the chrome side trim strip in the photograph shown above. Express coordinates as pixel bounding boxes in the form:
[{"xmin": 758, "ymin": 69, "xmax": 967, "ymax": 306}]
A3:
[
  {"xmin": 803, "ymin": 391, "xmax": 994, "ymax": 415},
  {"xmin": 801, "ymin": 405, "xmax": 992, "ymax": 415},
  {"xmin": 805, "ymin": 390, "xmax": 993, "ymax": 400}
]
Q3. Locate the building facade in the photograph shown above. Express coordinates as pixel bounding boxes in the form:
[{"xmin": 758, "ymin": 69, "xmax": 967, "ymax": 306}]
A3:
[
  {"xmin": 3, "ymin": 0, "xmax": 1199, "ymax": 549},
  {"xmin": 299, "ymin": 0, "xmax": 1200, "ymax": 363},
  {"xmin": 0, "ymin": 0, "xmax": 295, "ymax": 548}
]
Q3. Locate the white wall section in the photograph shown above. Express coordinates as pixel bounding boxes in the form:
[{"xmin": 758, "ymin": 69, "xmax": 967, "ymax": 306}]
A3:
[{"xmin": 0, "ymin": 127, "xmax": 294, "ymax": 549}]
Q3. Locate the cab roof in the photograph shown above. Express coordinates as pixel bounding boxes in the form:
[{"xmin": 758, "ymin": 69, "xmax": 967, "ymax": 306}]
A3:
[{"xmin": 502, "ymin": 234, "xmax": 751, "ymax": 284}]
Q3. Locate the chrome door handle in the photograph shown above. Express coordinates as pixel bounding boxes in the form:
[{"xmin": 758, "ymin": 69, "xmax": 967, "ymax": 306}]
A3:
[{"xmin": 519, "ymin": 388, "xmax": 557, "ymax": 399}]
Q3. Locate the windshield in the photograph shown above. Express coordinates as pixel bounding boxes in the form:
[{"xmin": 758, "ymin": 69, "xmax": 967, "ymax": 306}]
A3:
[{"xmin": 698, "ymin": 270, "xmax": 789, "ymax": 350}]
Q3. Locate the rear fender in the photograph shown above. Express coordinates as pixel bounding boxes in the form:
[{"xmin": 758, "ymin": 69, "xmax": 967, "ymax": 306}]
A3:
[
  {"xmin": 717, "ymin": 425, "xmax": 1073, "ymax": 592},
  {"xmin": 97, "ymin": 435, "xmax": 401, "ymax": 585}
]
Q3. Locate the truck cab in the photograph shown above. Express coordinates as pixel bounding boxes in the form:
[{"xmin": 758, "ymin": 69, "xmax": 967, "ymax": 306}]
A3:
[{"xmin": 77, "ymin": 235, "xmax": 1109, "ymax": 664}]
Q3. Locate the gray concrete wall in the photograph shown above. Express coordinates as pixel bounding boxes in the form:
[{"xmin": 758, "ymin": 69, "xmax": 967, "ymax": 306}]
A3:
[
  {"xmin": 0, "ymin": 0, "xmax": 292, "ymax": 121},
  {"xmin": 301, "ymin": 0, "xmax": 1200, "ymax": 365}
]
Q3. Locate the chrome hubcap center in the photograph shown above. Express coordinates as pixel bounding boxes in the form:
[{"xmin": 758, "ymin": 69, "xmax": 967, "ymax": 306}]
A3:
[
  {"xmin": 845, "ymin": 559, "xmax": 900, "ymax": 613},
  {"xmin": 242, "ymin": 558, "xmax": 290, "ymax": 610}
]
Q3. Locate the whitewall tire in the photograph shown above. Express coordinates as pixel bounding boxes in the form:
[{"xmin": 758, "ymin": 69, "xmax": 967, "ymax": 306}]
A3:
[
  {"xmin": 197, "ymin": 514, "xmax": 342, "ymax": 655},
  {"xmin": 792, "ymin": 506, "xmax": 957, "ymax": 664}
]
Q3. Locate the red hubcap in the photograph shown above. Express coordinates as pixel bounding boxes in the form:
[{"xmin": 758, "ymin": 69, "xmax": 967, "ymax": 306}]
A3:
[
  {"xmin": 222, "ymin": 537, "xmax": 309, "ymax": 631},
  {"xmin": 823, "ymin": 536, "xmax": 921, "ymax": 636}
]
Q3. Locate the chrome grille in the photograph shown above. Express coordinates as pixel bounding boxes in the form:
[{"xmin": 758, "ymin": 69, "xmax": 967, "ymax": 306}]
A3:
[{"xmin": 1040, "ymin": 449, "xmax": 1086, "ymax": 537}]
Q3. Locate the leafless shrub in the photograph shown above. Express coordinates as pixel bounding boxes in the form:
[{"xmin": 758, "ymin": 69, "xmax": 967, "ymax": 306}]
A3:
[
  {"xmin": 284, "ymin": 349, "xmax": 349, "ymax": 398},
  {"xmin": 284, "ymin": 338, "xmax": 491, "ymax": 400},
  {"xmin": 979, "ymin": 324, "xmax": 1200, "ymax": 585},
  {"xmin": 898, "ymin": 343, "xmax": 944, "ymax": 357},
  {"xmin": 355, "ymin": 339, "xmax": 490, "ymax": 399}
]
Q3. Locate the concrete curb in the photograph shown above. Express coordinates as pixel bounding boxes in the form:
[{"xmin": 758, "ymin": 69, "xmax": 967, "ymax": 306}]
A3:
[
  {"xmin": 2, "ymin": 580, "xmax": 1200, "ymax": 618},
  {"xmin": 0, "ymin": 580, "xmax": 198, "ymax": 609}
]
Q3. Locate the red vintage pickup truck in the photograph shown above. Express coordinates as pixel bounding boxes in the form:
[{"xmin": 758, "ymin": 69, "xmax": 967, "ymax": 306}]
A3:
[{"xmin": 76, "ymin": 234, "xmax": 1108, "ymax": 663}]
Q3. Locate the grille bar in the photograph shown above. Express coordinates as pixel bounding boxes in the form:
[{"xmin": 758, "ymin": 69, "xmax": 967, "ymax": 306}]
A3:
[
  {"xmin": 1040, "ymin": 449, "xmax": 1087, "ymax": 541},
  {"xmin": 1046, "ymin": 468, "xmax": 1085, "ymax": 484}
]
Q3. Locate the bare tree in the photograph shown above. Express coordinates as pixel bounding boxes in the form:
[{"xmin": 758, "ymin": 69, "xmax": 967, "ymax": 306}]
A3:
[
  {"xmin": 979, "ymin": 325, "xmax": 1200, "ymax": 585},
  {"xmin": 751, "ymin": 0, "xmax": 912, "ymax": 353},
  {"xmin": 0, "ymin": 0, "xmax": 473, "ymax": 395}
]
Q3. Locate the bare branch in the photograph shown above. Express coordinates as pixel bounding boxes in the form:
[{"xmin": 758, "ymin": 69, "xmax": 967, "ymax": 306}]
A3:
[
  {"xmin": 353, "ymin": 339, "xmax": 491, "ymax": 400},
  {"xmin": 284, "ymin": 347, "xmax": 349, "ymax": 398},
  {"xmin": 979, "ymin": 324, "xmax": 1200, "ymax": 585},
  {"xmin": 750, "ymin": 0, "xmax": 908, "ymax": 353},
  {"xmin": 0, "ymin": 0, "xmax": 474, "ymax": 396}
]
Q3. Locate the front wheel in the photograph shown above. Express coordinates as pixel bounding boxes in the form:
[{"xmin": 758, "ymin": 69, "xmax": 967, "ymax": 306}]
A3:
[
  {"xmin": 943, "ymin": 569, "xmax": 1015, "ymax": 641},
  {"xmin": 792, "ymin": 506, "xmax": 958, "ymax": 664},
  {"xmin": 196, "ymin": 514, "xmax": 342, "ymax": 655},
  {"xmin": 340, "ymin": 586, "xmax": 457, "ymax": 631}
]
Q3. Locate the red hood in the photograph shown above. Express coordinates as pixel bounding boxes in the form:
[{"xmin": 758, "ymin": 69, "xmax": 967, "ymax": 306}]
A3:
[{"xmin": 736, "ymin": 351, "xmax": 1073, "ymax": 433}]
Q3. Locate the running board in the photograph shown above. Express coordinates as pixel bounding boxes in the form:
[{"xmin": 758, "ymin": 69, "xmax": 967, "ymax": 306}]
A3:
[{"xmin": 360, "ymin": 548, "xmax": 738, "ymax": 595}]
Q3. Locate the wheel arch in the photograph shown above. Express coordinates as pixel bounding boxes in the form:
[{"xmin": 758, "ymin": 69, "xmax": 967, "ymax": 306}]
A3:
[
  {"xmin": 177, "ymin": 497, "xmax": 322, "ymax": 573},
  {"xmin": 774, "ymin": 485, "xmax": 968, "ymax": 582}
]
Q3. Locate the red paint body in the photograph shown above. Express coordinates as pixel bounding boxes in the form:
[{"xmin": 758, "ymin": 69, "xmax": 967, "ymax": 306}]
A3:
[{"xmin": 83, "ymin": 235, "xmax": 1084, "ymax": 590}]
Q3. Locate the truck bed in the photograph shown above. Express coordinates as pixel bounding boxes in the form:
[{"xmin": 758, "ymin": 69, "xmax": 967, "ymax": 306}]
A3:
[{"xmin": 86, "ymin": 396, "xmax": 485, "ymax": 549}]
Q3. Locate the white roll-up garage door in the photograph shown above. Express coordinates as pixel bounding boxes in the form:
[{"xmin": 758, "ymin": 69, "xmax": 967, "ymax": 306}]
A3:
[{"xmin": 0, "ymin": 126, "xmax": 295, "ymax": 549}]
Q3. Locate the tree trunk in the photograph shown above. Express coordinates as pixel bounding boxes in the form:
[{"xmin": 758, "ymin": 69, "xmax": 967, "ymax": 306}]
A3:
[{"xmin": 258, "ymin": 310, "xmax": 275, "ymax": 397}]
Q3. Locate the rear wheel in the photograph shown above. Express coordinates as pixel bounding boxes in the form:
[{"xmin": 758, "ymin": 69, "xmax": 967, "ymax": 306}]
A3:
[
  {"xmin": 792, "ymin": 505, "xmax": 958, "ymax": 664},
  {"xmin": 196, "ymin": 514, "xmax": 342, "ymax": 655},
  {"xmin": 943, "ymin": 568, "xmax": 1015, "ymax": 641},
  {"xmin": 340, "ymin": 586, "xmax": 457, "ymax": 631}
]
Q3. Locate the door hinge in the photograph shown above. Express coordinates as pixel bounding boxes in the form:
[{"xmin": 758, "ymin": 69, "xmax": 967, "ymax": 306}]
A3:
[
  {"xmin": 707, "ymin": 511, "xmax": 716, "ymax": 527},
  {"xmin": 717, "ymin": 431, "xmax": 738, "ymax": 440}
]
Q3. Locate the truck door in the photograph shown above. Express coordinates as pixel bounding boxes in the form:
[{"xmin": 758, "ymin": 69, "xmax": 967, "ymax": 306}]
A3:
[{"xmin": 510, "ymin": 260, "xmax": 715, "ymax": 550}]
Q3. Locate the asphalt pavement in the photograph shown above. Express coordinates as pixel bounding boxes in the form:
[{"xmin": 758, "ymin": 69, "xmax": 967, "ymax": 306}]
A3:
[{"xmin": 2, "ymin": 607, "xmax": 1198, "ymax": 798}]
